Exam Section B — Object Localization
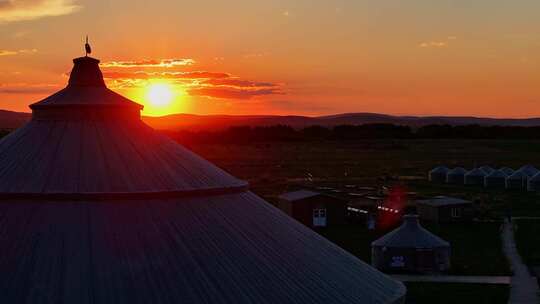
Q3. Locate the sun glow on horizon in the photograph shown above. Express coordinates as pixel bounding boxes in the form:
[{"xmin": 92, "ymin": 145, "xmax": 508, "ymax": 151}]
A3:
[{"xmin": 147, "ymin": 83, "xmax": 173, "ymax": 107}]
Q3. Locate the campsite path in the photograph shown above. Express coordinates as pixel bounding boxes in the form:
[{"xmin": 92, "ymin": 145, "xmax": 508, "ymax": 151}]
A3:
[
  {"xmin": 502, "ymin": 219, "xmax": 540, "ymax": 304},
  {"xmin": 391, "ymin": 275, "xmax": 510, "ymax": 284}
]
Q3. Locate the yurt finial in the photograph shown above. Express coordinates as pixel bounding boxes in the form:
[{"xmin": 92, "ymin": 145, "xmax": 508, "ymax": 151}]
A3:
[{"xmin": 85, "ymin": 35, "xmax": 92, "ymax": 57}]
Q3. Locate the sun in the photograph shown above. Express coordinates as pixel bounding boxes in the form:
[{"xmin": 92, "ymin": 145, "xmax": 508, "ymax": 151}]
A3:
[{"xmin": 146, "ymin": 83, "xmax": 173, "ymax": 107}]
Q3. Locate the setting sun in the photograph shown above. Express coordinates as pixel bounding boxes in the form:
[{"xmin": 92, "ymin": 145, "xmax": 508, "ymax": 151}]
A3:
[{"xmin": 147, "ymin": 83, "xmax": 173, "ymax": 107}]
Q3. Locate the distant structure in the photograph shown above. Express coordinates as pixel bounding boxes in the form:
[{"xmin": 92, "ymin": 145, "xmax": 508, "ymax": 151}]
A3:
[
  {"xmin": 371, "ymin": 215, "xmax": 451, "ymax": 273},
  {"xmin": 416, "ymin": 196, "xmax": 474, "ymax": 223},
  {"xmin": 446, "ymin": 167, "xmax": 467, "ymax": 184},
  {"xmin": 506, "ymin": 170, "xmax": 529, "ymax": 190},
  {"xmin": 485, "ymin": 169, "xmax": 508, "ymax": 189},
  {"xmin": 518, "ymin": 164, "xmax": 539, "ymax": 178},
  {"xmin": 528, "ymin": 173, "xmax": 540, "ymax": 192},
  {"xmin": 429, "ymin": 166, "xmax": 449, "ymax": 183},
  {"xmin": 0, "ymin": 47, "xmax": 406, "ymax": 303},
  {"xmin": 479, "ymin": 165, "xmax": 495, "ymax": 175},
  {"xmin": 464, "ymin": 168, "xmax": 486, "ymax": 186},
  {"xmin": 500, "ymin": 167, "xmax": 514, "ymax": 176},
  {"xmin": 278, "ymin": 190, "xmax": 347, "ymax": 228}
]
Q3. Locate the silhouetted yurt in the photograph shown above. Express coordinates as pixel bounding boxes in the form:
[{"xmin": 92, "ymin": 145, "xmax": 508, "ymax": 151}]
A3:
[
  {"xmin": 0, "ymin": 52, "xmax": 406, "ymax": 303},
  {"xmin": 500, "ymin": 167, "xmax": 514, "ymax": 176},
  {"xmin": 464, "ymin": 168, "xmax": 486, "ymax": 186},
  {"xmin": 429, "ymin": 166, "xmax": 449, "ymax": 183},
  {"xmin": 519, "ymin": 164, "xmax": 539, "ymax": 177},
  {"xmin": 485, "ymin": 170, "xmax": 508, "ymax": 189},
  {"xmin": 479, "ymin": 165, "xmax": 495, "ymax": 175},
  {"xmin": 372, "ymin": 215, "xmax": 450, "ymax": 273},
  {"xmin": 506, "ymin": 170, "xmax": 528, "ymax": 190},
  {"xmin": 528, "ymin": 172, "xmax": 540, "ymax": 192},
  {"xmin": 446, "ymin": 167, "xmax": 466, "ymax": 184}
]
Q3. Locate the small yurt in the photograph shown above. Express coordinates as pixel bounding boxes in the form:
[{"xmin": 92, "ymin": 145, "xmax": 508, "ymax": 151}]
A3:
[
  {"xmin": 464, "ymin": 168, "xmax": 486, "ymax": 186},
  {"xmin": 506, "ymin": 170, "xmax": 528, "ymax": 190},
  {"xmin": 429, "ymin": 166, "xmax": 449, "ymax": 183},
  {"xmin": 446, "ymin": 167, "xmax": 467, "ymax": 184},
  {"xmin": 528, "ymin": 172, "xmax": 540, "ymax": 192},
  {"xmin": 479, "ymin": 165, "xmax": 495, "ymax": 175},
  {"xmin": 372, "ymin": 215, "xmax": 450, "ymax": 273},
  {"xmin": 519, "ymin": 164, "xmax": 539, "ymax": 177},
  {"xmin": 484, "ymin": 170, "xmax": 508, "ymax": 189},
  {"xmin": 500, "ymin": 167, "xmax": 514, "ymax": 176}
]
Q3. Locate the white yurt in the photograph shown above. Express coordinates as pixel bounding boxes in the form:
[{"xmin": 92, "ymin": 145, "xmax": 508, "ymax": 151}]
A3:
[
  {"xmin": 500, "ymin": 167, "xmax": 514, "ymax": 176},
  {"xmin": 464, "ymin": 168, "xmax": 486, "ymax": 186},
  {"xmin": 479, "ymin": 166, "xmax": 495, "ymax": 175},
  {"xmin": 429, "ymin": 166, "xmax": 449, "ymax": 183},
  {"xmin": 484, "ymin": 170, "xmax": 508, "ymax": 189},
  {"xmin": 518, "ymin": 165, "xmax": 539, "ymax": 177},
  {"xmin": 506, "ymin": 170, "xmax": 528, "ymax": 190},
  {"xmin": 527, "ymin": 172, "xmax": 540, "ymax": 192},
  {"xmin": 446, "ymin": 167, "xmax": 467, "ymax": 185}
]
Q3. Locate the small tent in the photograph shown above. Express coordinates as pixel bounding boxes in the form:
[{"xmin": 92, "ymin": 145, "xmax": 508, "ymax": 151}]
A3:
[
  {"xmin": 500, "ymin": 167, "xmax": 514, "ymax": 176},
  {"xmin": 479, "ymin": 166, "xmax": 495, "ymax": 175},
  {"xmin": 429, "ymin": 166, "xmax": 449, "ymax": 183},
  {"xmin": 485, "ymin": 170, "xmax": 508, "ymax": 188},
  {"xmin": 528, "ymin": 172, "xmax": 540, "ymax": 192},
  {"xmin": 464, "ymin": 168, "xmax": 486, "ymax": 186},
  {"xmin": 446, "ymin": 167, "xmax": 467, "ymax": 184},
  {"xmin": 506, "ymin": 170, "xmax": 528, "ymax": 190},
  {"xmin": 518, "ymin": 165, "xmax": 539, "ymax": 177}
]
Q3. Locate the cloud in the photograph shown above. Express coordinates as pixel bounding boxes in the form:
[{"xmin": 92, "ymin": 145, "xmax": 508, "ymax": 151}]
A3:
[
  {"xmin": 203, "ymin": 78, "xmax": 277, "ymax": 88},
  {"xmin": 0, "ymin": 83, "xmax": 58, "ymax": 94},
  {"xmin": 187, "ymin": 87, "xmax": 281, "ymax": 100},
  {"xmin": 0, "ymin": 48, "xmax": 37, "ymax": 56},
  {"xmin": 102, "ymin": 71, "xmax": 230, "ymax": 80},
  {"xmin": 0, "ymin": 0, "xmax": 81, "ymax": 23},
  {"xmin": 419, "ymin": 41, "xmax": 448, "ymax": 48},
  {"xmin": 100, "ymin": 58, "xmax": 195, "ymax": 68}
]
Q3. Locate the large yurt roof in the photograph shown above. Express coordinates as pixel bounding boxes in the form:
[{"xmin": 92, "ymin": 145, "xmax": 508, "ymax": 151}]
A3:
[
  {"xmin": 0, "ymin": 51, "xmax": 405, "ymax": 303},
  {"xmin": 372, "ymin": 215, "xmax": 449, "ymax": 248}
]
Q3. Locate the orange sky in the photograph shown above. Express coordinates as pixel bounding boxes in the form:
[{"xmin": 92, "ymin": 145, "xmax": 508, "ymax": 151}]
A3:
[{"xmin": 0, "ymin": 0, "xmax": 539, "ymax": 117}]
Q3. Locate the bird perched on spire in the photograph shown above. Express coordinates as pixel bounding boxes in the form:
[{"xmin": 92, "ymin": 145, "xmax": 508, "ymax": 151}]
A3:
[{"xmin": 85, "ymin": 35, "xmax": 92, "ymax": 56}]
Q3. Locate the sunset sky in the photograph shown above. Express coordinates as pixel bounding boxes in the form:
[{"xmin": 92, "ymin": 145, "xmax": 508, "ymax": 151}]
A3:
[{"xmin": 0, "ymin": 0, "xmax": 539, "ymax": 117}]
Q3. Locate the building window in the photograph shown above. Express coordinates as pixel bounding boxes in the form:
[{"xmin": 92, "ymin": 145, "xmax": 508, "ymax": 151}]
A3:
[
  {"xmin": 313, "ymin": 208, "xmax": 327, "ymax": 227},
  {"xmin": 451, "ymin": 207, "xmax": 461, "ymax": 218}
]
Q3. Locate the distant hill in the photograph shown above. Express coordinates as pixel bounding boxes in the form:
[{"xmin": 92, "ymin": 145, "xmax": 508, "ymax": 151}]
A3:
[
  {"xmin": 2, "ymin": 109, "xmax": 540, "ymax": 131},
  {"xmin": 0, "ymin": 110, "xmax": 31, "ymax": 129}
]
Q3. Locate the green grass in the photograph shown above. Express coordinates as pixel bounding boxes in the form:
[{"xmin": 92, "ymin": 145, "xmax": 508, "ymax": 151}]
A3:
[
  {"xmin": 318, "ymin": 221, "xmax": 510, "ymax": 276},
  {"xmin": 404, "ymin": 282, "xmax": 509, "ymax": 304},
  {"xmin": 514, "ymin": 219, "xmax": 540, "ymax": 266}
]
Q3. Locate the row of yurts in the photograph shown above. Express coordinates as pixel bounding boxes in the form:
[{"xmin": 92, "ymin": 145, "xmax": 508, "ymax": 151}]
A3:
[{"xmin": 429, "ymin": 164, "xmax": 540, "ymax": 191}]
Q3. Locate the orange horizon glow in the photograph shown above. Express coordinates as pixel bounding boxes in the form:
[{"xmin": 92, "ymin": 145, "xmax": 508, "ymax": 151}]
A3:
[{"xmin": 0, "ymin": 1, "xmax": 539, "ymax": 118}]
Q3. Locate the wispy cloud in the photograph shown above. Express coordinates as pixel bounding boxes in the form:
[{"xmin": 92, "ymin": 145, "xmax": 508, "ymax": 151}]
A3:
[
  {"xmin": 0, "ymin": 83, "xmax": 58, "ymax": 94},
  {"xmin": 203, "ymin": 78, "xmax": 278, "ymax": 88},
  {"xmin": 100, "ymin": 58, "xmax": 195, "ymax": 68},
  {"xmin": 187, "ymin": 87, "xmax": 281, "ymax": 100},
  {"xmin": 0, "ymin": 0, "xmax": 81, "ymax": 23},
  {"xmin": 0, "ymin": 48, "xmax": 37, "ymax": 56},
  {"xmin": 419, "ymin": 41, "xmax": 448, "ymax": 48},
  {"xmin": 102, "ymin": 71, "xmax": 230, "ymax": 80}
]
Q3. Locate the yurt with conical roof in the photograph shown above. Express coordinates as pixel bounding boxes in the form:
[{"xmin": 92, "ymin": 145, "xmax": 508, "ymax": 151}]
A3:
[
  {"xmin": 464, "ymin": 168, "xmax": 486, "ymax": 186},
  {"xmin": 0, "ymin": 50, "xmax": 406, "ymax": 303},
  {"xmin": 519, "ymin": 164, "xmax": 539, "ymax": 177},
  {"xmin": 446, "ymin": 167, "xmax": 467, "ymax": 184},
  {"xmin": 479, "ymin": 165, "xmax": 495, "ymax": 175},
  {"xmin": 500, "ymin": 167, "xmax": 514, "ymax": 176},
  {"xmin": 429, "ymin": 166, "xmax": 449, "ymax": 183},
  {"xmin": 506, "ymin": 170, "xmax": 529, "ymax": 190},
  {"xmin": 485, "ymin": 169, "xmax": 508, "ymax": 189},
  {"xmin": 528, "ymin": 172, "xmax": 540, "ymax": 192},
  {"xmin": 372, "ymin": 215, "xmax": 450, "ymax": 273}
]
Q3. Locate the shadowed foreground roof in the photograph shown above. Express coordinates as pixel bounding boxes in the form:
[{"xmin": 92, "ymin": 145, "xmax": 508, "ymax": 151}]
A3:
[{"xmin": 0, "ymin": 53, "xmax": 405, "ymax": 303}]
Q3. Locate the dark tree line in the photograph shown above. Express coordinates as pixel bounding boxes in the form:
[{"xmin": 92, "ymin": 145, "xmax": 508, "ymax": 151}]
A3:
[{"xmin": 162, "ymin": 124, "xmax": 540, "ymax": 144}]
